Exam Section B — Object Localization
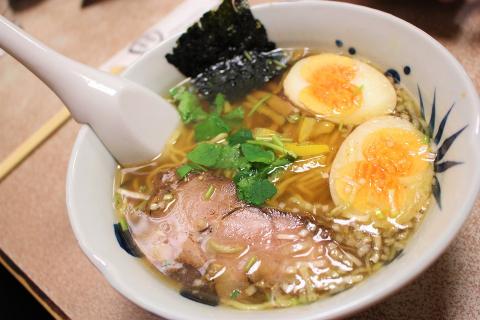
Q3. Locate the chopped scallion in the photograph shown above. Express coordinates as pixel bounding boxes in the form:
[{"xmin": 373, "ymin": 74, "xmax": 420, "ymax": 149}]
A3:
[
  {"xmin": 119, "ymin": 216, "xmax": 128, "ymax": 231},
  {"xmin": 244, "ymin": 256, "xmax": 258, "ymax": 272},
  {"xmin": 375, "ymin": 209, "xmax": 385, "ymax": 219},
  {"xmin": 203, "ymin": 185, "xmax": 216, "ymax": 200},
  {"xmin": 230, "ymin": 289, "xmax": 241, "ymax": 299},
  {"xmin": 272, "ymin": 59, "xmax": 287, "ymax": 69},
  {"xmin": 423, "ymin": 134, "xmax": 430, "ymax": 144},
  {"xmin": 287, "ymin": 113, "xmax": 300, "ymax": 123},
  {"xmin": 247, "ymin": 140, "xmax": 297, "ymax": 158},
  {"xmin": 271, "ymin": 135, "xmax": 284, "ymax": 148},
  {"xmin": 113, "ymin": 193, "xmax": 123, "ymax": 210},
  {"xmin": 247, "ymin": 94, "xmax": 272, "ymax": 117}
]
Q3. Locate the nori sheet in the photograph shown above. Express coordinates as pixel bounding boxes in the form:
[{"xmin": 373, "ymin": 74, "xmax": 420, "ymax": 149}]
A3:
[
  {"xmin": 192, "ymin": 50, "xmax": 285, "ymax": 101},
  {"xmin": 166, "ymin": 0, "xmax": 276, "ymax": 78}
]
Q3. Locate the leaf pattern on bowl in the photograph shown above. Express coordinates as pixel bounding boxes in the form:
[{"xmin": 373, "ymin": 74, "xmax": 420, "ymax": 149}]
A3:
[
  {"xmin": 418, "ymin": 86, "xmax": 467, "ymax": 209},
  {"xmin": 113, "ymin": 223, "xmax": 143, "ymax": 257}
]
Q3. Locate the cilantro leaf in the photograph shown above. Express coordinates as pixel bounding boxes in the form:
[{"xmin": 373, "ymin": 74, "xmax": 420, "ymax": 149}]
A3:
[
  {"xmin": 176, "ymin": 163, "xmax": 207, "ymax": 179},
  {"xmin": 223, "ymin": 107, "xmax": 244, "ymax": 121},
  {"xmin": 174, "ymin": 90, "xmax": 207, "ymax": 123},
  {"xmin": 215, "ymin": 145, "xmax": 240, "ymax": 169},
  {"xmin": 186, "ymin": 144, "xmax": 251, "ymax": 171},
  {"xmin": 230, "ymin": 156, "xmax": 291, "ymax": 205},
  {"xmin": 227, "ymin": 128, "xmax": 253, "ymax": 146},
  {"xmin": 241, "ymin": 143, "xmax": 275, "ymax": 164},
  {"xmin": 236, "ymin": 177, "xmax": 277, "ymax": 206},
  {"xmin": 187, "ymin": 144, "xmax": 222, "ymax": 167},
  {"xmin": 215, "ymin": 145, "xmax": 250, "ymax": 170},
  {"xmin": 194, "ymin": 115, "xmax": 230, "ymax": 141},
  {"xmin": 169, "ymin": 85, "xmax": 185, "ymax": 99},
  {"xmin": 177, "ymin": 164, "xmax": 194, "ymax": 179},
  {"xmin": 213, "ymin": 93, "xmax": 225, "ymax": 115},
  {"xmin": 233, "ymin": 168, "xmax": 258, "ymax": 184},
  {"xmin": 258, "ymin": 157, "xmax": 292, "ymax": 176}
]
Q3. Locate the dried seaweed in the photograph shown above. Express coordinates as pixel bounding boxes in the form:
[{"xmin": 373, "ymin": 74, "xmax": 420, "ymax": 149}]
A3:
[
  {"xmin": 166, "ymin": 0, "xmax": 276, "ymax": 78},
  {"xmin": 192, "ymin": 50, "xmax": 285, "ymax": 101}
]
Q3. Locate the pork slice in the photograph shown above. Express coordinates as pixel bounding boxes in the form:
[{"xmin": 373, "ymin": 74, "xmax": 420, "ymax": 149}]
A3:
[
  {"xmin": 125, "ymin": 171, "xmax": 243, "ymax": 272},
  {"xmin": 210, "ymin": 207, "xmax": 332, "ymax": 300},
  {"xmin": 124, "ymin": 171, "xmax": 334, "ymax": 303}
]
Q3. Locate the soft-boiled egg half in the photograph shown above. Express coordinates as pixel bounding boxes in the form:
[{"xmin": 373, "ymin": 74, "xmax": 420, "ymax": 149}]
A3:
[
  {"xmin": 283, "ymin": 53, "xmax": 396, "ymax": 125},
  {"xmin": 329, "ymin": 116, "xmax": 434, "ymax": 226}
]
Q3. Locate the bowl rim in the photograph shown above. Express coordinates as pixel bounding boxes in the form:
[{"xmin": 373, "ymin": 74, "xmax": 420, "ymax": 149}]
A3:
[{"xmin": 66, "ymin": 1, "xmax": 480, "ymax": 319}]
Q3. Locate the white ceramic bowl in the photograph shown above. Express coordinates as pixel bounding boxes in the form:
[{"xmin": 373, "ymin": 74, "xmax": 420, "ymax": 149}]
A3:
[{"xmin": 66, "ymin": 2, "xmax": 480, "ymax": 319}]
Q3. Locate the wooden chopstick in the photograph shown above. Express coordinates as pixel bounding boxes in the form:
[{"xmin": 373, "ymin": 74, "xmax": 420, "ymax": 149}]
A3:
[{"xmin": 0, "ymin": 108, "xmax": 71, "ymax": 182}]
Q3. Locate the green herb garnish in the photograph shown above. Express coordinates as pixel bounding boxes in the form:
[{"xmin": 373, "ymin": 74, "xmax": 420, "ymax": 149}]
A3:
[
  {"xmin": 271, "ymin": 135, "xmax": 284, "ymax": 148},
  {"xmin": 186, "ymin": 144, "xmax": 249, "ymax": 170},
  {"xmin": 119, "ymin": 215, "xmax": 128, "ymax": 231},
  {"xmin": 213, "ymin": 93, "xmax": 225, "ymax": 115},
  {"xmin": 230, "ymin": 289, "xmax": 241, "ymax": 300},
  {"xmin": 244, "ymin": 256, "xmax": 257, "ymax": 272},
  {"xmin": 187, "ymin": 143, "xmax": 222, "ymax": 167},
  {"xmin": 170, "ymin": 86, "xmax": 293, "ymax": 205},
  {"xmin": 247, "ymin": 140, "xmax": 297, "ymax": 158},
  {"xmin": 287, "ymin": 113, "xmax": 300, "ymax": 123},
  {"xmin": 248, "ymin": 94, "xmax": 272, "ymax": 117},
  {"xmin": 172, "ymin": 89, "xmax": 207, "ymax": 124},
  {"xmin": 223, "ymin": 107, "xmax": 245, "ymax": 121},
  {"xmin": 423, "ymin": 134, "xmax": 430, "ymax": 144},
  {"xmin": 241, "ymin": 143, "xmax": 275, "ymax": 164},
  {"xmin": 258, "ymin": 157, "xmax": 293, "ymax": 177},
  {"xmin": 203, "ymin": 185, "xmax": 216, "ymax": 200},
  {"xmin": 227, "ymin": 128, "xmax": 254, "ymax": 146},
  {"xmin": 216, "ymin": 145, "xmax": 250, "ymax": 170},
  {"xmin": 185, "ymin": 141, "xmax": 292, "ymax": 205},
  {"xmin": 236, "ymin": 177, "xmax": 277, "ymax": 206},
  {"xmin": 176, "ymin": 163, "xmax": 207, "ymax": 179},
  {"xmin": 194, "ymin": 114, "xmax": 230, "ymax": 141},
  {"xmin": 113, "ymin": 193, "xmax": 123, "ymax": 210},
  {"xmin": 177, "ymin": 164, "xmax": 194, "ymax": 179}
]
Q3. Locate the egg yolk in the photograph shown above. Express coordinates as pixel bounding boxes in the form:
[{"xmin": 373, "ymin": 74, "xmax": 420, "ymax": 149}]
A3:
[
  {"xmin": 335, "ymin": 128, "xmax": 429, "ymax": 217},
  {"xmin": 299, "ymin": 56, "xmax": 363, "ymax": 117}
]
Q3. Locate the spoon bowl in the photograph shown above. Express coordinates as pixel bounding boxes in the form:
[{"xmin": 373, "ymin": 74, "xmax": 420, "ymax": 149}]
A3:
[{"xmin": 0, "ymin": 16, "xmax": 180, "ymax": 165}]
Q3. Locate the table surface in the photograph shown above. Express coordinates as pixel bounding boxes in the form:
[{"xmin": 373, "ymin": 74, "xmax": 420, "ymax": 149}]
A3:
[{"xmin": 1, "ymin": 0, "xmax": 479, "ymax": 319}]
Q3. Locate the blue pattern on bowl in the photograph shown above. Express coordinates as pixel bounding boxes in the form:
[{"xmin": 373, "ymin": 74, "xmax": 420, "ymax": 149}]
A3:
[
  {"xmin": 418, "ymin": 86, "xmax": 467, "ymax": 208},
  {"xmin": 114, "ymin": 223, "xmax": 143, "ymax": 257}
]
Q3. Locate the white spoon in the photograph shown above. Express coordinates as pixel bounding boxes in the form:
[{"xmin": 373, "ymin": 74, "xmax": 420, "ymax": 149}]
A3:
[{"xmin": 0, "ymin": 16, "xmax": 180, "ymax": 165}]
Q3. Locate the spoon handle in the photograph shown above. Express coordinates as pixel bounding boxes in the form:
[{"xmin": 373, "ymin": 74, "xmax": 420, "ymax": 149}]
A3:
[
  {"xmin": 0, "ymin": 16, "xmax": 123, "ymax": 124},
  {"xmin": 0, "ymin": 15, "xmax": 183, "ymax": 165}
]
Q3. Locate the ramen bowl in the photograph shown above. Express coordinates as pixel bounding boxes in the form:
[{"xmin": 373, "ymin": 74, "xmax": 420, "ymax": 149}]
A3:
[{"xmin": 66, "ymin": 1, "xmax": 480, "ymax": 319}]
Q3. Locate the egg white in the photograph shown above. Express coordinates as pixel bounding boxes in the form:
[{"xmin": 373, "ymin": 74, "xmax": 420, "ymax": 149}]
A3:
[
  {"xmin": 329, "ymin": 116, "xmax": 433, "ymax": 225},
  {"xmin": 283, "ymin": 54, "xmax": 396, "ymax": 125}
]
